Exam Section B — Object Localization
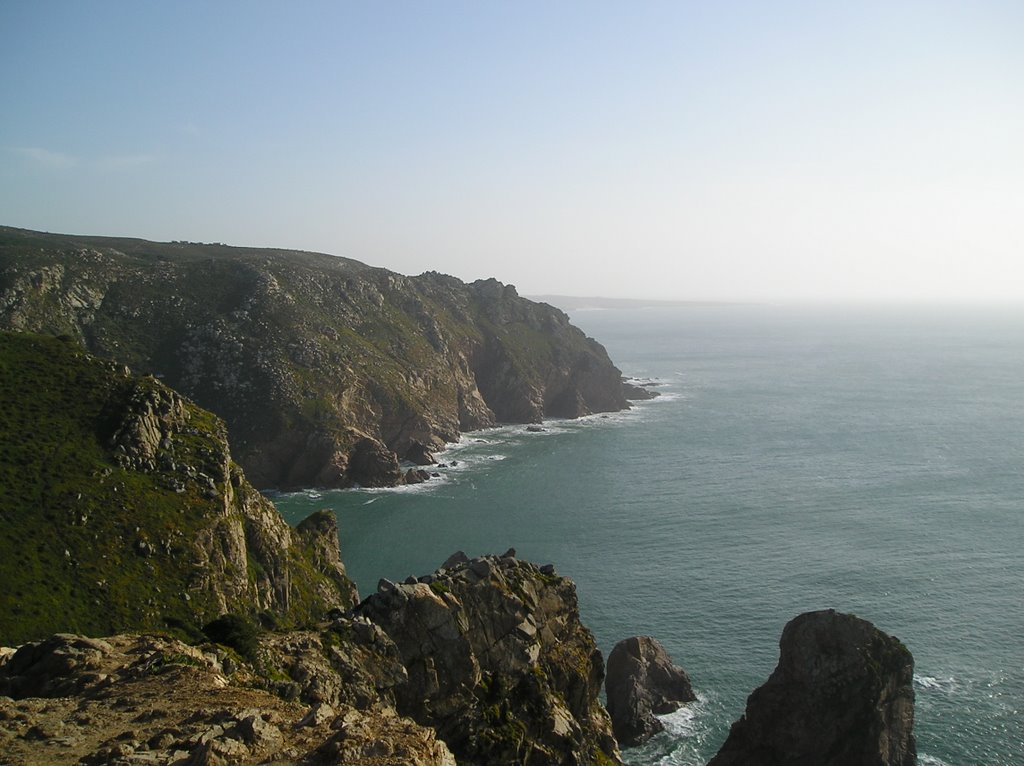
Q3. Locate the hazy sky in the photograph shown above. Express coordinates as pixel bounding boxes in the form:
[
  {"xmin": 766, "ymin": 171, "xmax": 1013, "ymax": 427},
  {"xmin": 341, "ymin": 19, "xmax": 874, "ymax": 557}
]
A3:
[{"xmin": 2, "ymin": 1, "xmax": 1022, "ymax": 302}]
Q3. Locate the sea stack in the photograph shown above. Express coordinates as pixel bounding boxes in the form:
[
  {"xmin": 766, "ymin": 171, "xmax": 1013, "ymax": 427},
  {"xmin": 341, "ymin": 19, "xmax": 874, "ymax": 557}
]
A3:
[
  {"xmin": 707, "ymin": 609, "xmax": 916, "ymax": 766},
  {"xmin": 605, "ymin": 635, "xmax": 695, "ymax": 746}
]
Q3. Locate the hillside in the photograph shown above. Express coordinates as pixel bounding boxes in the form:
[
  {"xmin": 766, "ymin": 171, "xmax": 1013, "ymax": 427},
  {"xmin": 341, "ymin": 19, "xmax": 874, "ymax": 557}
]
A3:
[
  {"xmin": 0, "ymin": 227, "xmax": 642, "ymax": 489},
  {"xmin": 0, "ymin": 331, "xmax": 356, "ymax": 645}
]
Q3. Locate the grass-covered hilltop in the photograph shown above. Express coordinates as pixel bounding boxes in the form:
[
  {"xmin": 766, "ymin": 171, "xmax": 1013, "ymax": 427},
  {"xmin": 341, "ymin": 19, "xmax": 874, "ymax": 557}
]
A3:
[
  {"xmin": 0, "ymin": 226, "xmax": 646, "ymax": 489},
  {"xmin": 0, "ymin": 330, "xmax": 357, "ymax": 646}
]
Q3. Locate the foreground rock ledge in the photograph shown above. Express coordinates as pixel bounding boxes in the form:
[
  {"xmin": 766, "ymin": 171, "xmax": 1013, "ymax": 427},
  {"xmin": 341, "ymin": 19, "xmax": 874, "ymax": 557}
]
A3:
[
  {"xmin": 0, "ymin": 632, "xmax": 455, "ymax": 766},
  {"xmin": 707, "ymin": 609, "xmax": 916, "ymax": 766}
]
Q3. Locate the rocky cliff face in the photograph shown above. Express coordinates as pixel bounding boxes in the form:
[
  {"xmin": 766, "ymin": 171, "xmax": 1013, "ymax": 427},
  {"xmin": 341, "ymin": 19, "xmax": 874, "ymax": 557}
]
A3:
[
  {"xmin": 357, "ymin": 551, "xmax": 622, "ymax": 766},
  {"xmin": 707, "ymin": 609, "xmax": 916, "ymax": 766},
  {"xmin": 0, "ymin": 554, "xmax": 626, "ymax": 766},
  {"xmin": 0, "ymin": 331, "xmax": 356, "ymax": 645},
  {"xmin": 0, "ymin": 227, "xmax": 638, "ymax": 489}
]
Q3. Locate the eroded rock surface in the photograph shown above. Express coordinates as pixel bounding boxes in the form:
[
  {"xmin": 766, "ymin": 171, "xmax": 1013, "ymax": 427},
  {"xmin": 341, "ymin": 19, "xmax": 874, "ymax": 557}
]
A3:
[
  {"xmin": 707, "ymin": 609, "xmax": 916, "ymax": 766},
  {"xmin": 358, "ymin": 551, "xmax": 623, "ymax": 766},
  {"xmin": 0, "ymin": 632, "xmax": 455, "ymax": 766},
  {"xmin": 605, "ymin": 635, "xmax": 695, "ymax": 747},
  {"xmin": 0, "ymin": 227, "xmax": 645, "ymax": 489}
]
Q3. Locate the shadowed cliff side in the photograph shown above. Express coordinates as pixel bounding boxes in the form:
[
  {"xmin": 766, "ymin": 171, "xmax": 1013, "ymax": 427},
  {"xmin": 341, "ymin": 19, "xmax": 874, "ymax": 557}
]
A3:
[
  {"xmin": 0, "ymin": 331, "xmax": 356, "ymax": 645},
  {"xmin": 707, "ymin": 609, "xmax": 916, "ymax": 766},
  {"xmin": 0, "ymin": 227, "xmax": 637, "ymax": 489}
]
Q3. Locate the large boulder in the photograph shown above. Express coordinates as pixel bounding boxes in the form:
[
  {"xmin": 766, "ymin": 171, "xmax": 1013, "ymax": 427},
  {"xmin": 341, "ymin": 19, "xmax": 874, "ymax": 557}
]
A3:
[
  {"xmin": 605, "ymin": 635, "xmax": 695, "ymax": 746},
  {"xmin": 357, "ymin": 552, "xmax": 622, "ymax": 766},
  {"xmin": 707, "ymin": 609, "xmax": 916, "ymax": 766}
]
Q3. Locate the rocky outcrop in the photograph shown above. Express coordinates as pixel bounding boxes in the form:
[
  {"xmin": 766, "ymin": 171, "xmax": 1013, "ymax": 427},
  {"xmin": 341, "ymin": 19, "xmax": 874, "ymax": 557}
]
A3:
[
  {"xmin": 0, "ymin": 554, "xmax": 624, "ymax": 766},
  {"xmin": 707, "ymin": 609, "xmax": 916, "ymax": 766},
  {"xmin": 0, "ymin": 632, "xmax": 455, "ymax": 766},
  {"xmin": 357, "ymin": 552, "xmax": 622, "ymax": 766},
  {"xmin": 0, "ymin": 331, "xmax": 356, "ymax": 645},
  {"xmin": 605, "ymin": 635, "xmax": 695, "ymax": 747},
  {"xmin": 0, "ymin": 227, "xmax": 644, "ymax": 489}
]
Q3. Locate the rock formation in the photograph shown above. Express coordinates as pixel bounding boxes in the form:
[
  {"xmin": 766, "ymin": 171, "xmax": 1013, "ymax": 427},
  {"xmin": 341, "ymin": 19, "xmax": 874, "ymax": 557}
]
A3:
[
  {"xmin": 605, "ymin": 635, "xmax": 695, "ymax": 747},
  {"xmin": 0, "ymin": 226, "xmax": 646, "ymax": 489},
  {"xmin": 0, "ymin": 331, "xmax": 356, "ymax": 645},
  {"xmin": 0, "ymin": 554, "xmax": 627, "ymax": 766},
  {"xmin": 707, "ymin": 609, "xmax": 916, "ymax": 766},
  {"xmin": 357, "ymin": 551, "xmax": 623, "ymax": 766},
  {"xmin": 0, "ymin": 631, "xmax": 455, "ymax": 766}
]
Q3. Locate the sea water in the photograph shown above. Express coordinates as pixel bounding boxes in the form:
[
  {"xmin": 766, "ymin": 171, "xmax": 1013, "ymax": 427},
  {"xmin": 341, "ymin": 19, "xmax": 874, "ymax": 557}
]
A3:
[{"xmin": 276, "ymin": 304, "xmax": 1024, "ymax": 765}]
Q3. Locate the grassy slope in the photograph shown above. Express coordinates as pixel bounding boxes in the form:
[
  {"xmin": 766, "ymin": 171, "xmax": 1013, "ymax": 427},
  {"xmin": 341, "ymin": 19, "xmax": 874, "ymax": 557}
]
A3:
[{"xmin": 0, "ymin": 331, "xmax": 350, "ymax": 645}]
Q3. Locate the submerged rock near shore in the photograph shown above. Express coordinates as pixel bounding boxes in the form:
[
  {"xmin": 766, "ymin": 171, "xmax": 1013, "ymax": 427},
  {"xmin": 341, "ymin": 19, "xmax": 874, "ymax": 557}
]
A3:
[
  {"xmin": 707, "ymin": 609, "xmax": 916, "ymax": 766},
  {"xmin": 0, "ymin": 226, "xmax": 642, "ymax": 489}
]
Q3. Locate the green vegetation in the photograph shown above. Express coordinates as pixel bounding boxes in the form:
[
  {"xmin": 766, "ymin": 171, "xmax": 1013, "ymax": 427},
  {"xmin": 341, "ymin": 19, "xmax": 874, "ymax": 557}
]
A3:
[
  {"xmin": 0, "ymin": 332, "xmax": 223, "ymax": 644},
  {"xmin": 0, "ymin": 331, "xmax": 349, "ymax": 645},
  {"xmin": 202, "ymin": 613, "xmax": 261, "ymax": 663},
  {"xmin": 0, "ymin": 226, "xmax": 628, "ymax": 489}
]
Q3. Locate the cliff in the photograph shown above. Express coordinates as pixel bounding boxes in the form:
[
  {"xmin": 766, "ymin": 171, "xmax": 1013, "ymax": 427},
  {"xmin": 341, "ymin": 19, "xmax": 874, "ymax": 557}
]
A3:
[
  {"xmin": 707, "ymin": 609, "xmax": 916, "ymax": 766},
  {"xmin": 0, "ymin": 331, "xmax": 356, "ymax": 646},
  {"xmin": 357, "ymin": 551, "xmax": 622, "ymax": 765},
  {"xmin": 0, "ymin": 553, "xmax": 623, "ymax": 766},
  {"xmin": 0, "ymin": 226, "xmax": 637, "ymax": 489}
]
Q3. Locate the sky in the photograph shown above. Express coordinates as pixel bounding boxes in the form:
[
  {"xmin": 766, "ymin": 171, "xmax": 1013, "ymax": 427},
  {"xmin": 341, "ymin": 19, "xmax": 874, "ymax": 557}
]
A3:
[{"xmin": 2, "ymin": 1, "xmax": 1022, "ymax": 303}]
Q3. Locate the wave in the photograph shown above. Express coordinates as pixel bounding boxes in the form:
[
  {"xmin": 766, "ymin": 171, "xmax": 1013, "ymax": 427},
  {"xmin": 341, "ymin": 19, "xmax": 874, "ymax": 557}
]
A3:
[
  {"xmin": 919, "ymin": 755, "xmax": 953, "ymax": 766},
  {"xmin": 914, "ymin": 674, "xmax": 958, "ymax": 694},
  {"xmin": 623, "ymin": 691, "xmax": 718, "ymax": 766}
]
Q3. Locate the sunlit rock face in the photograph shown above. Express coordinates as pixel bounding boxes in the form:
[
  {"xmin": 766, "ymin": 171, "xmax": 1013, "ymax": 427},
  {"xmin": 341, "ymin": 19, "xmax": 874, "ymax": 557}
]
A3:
[
  {"xmin": 357, "ymin": 551, "xmax": 623, "ymax": 766},
  {"xmin": 0, "ymin": 227, "xmax": 634, "ymax": 489}
]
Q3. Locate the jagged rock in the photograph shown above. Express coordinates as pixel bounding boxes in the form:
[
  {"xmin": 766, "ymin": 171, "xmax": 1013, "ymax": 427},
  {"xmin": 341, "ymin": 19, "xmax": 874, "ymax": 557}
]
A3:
[
  {"xmin": 707, "ymin": 609, "xmax": 916, "ymax": 766},
  {"xmin": 0, "ymin": 634, "xmax": 116, "ymax": 699},
  {"xmin": 0, "ymin": 227, "xmax": 633, "ymax": 489},
  {"xmin": 440, "ymin": 550, "xmax": 470, "ymax": 570},
  {"xmin": 605, "ymin": 635, "xmax": 695, "ymax": 747},
  {"xmin": 621, "ymin": 380, "xmax": 660, "ymax": 401},
  {"xmin": 348, "ymin": 437, "xmax": 405, "ymax": 487},
  {"xmin": 357, "ymin": 554, "xmax": 622, "ymax": 766},
  {"xmin": 0, "ymin": 632, "xmax": 455, "ymax": 766},
  {"xmin": 258, "ymin": 619, "xmax": 407, "ymax": 710},
  {"xmin": 405, "ymin": 440, "xmax": 437, "ymax": 466},
  {"xmin": 404, "ymin": 467, "xmax": 432, "ymax": 484}
]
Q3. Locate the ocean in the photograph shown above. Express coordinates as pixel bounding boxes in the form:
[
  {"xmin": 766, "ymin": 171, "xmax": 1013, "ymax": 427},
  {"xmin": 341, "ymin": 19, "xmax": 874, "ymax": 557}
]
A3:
[{"xmin": 276, "ymin": 304, "xmax": 1024, "ymax": 765}]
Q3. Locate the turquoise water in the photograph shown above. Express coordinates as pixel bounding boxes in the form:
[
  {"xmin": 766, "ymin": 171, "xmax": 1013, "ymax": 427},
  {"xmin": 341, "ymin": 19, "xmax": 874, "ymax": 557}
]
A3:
[{"xmin": 277, "ymin": 305, "xmax": 1024, "ymax": 765}]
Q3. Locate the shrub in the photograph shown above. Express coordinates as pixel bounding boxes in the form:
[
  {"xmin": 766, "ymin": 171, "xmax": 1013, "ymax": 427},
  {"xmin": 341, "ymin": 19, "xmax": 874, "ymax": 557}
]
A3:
[{"xmin": 202, "ymin": 613, "xmax": 261, "ymax": 662}]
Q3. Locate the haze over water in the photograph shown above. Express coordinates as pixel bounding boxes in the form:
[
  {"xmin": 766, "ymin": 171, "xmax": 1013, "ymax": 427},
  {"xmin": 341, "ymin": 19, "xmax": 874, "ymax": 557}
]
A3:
[{"xmin": 278, "ymin": 304, "xmax": 1024, "ymax": 765}]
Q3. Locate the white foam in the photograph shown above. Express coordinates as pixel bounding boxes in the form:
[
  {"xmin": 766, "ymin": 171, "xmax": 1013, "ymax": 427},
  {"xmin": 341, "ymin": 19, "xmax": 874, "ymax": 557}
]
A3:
[
  {"xmin": 914, "ymin": 674, "xmax": 958, "ymax": 694},
  {"xmin": 919, "ymin": 754, "xmax": 953, "ymax": 766},
  {"xmin": 658, "ymin": 704, "xmax": 700, "ymax": 738}
]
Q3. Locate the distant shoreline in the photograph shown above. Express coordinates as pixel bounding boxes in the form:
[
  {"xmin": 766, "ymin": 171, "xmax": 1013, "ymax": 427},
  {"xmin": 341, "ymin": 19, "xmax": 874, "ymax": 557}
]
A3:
[{"xmin": 528, "ymin": 295, "xmax": 746, "ymax": 311}]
